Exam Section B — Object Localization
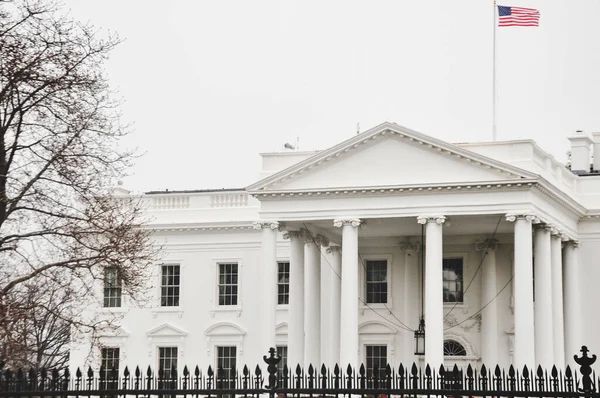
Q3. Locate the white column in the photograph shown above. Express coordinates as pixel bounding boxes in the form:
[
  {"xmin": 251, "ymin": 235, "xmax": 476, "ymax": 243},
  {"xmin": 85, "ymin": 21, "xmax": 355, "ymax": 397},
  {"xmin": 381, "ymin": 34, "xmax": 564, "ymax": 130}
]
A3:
[
  {"xmin": 551, "ymin": 232, "xmax": 565, "ymax": 369},
  {"xmin": 284, "ymin": 230, "xmax": 305, "ymax": 369},
  {"xmin": 304, "ymin": 235, "xmax": 321, "ymax": 367},
  {"xmin": 326, "ymin": 245, "xmax": 342, "ymax": 367},
  {"xmin": 506, "ymin": 214, "xmax": 537, "ymax": 369},
  {"xmin": 477, "ymin": 238, "xmax": 499, "ymax": 367},
  {"xmin": 334, "ymin": 218, "xmax": 362, "ymax": 370},
  {"xmin": 563, "ymin": 240, "xmax": 582, "ymax": 368},
  {"xmin": 534, "ymin": 225, "xmax": 554, "ymax": 368},
  {"xmin": 417, "ymin": 215, "xmax": 445, "ymax": 370},
  {"xmin": 400, "ymin": 242, "xmax": 421, "ymax": 363},
  {"xmin": 254, "ymin": 221, "xmax": 279, "ymax": 351}
]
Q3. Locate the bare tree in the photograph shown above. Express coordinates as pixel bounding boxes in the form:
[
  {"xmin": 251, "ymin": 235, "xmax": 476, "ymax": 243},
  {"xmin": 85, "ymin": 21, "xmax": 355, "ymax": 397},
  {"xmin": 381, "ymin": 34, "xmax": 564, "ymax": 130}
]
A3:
[{"xmin": 0, "ymin": 0, "xmax": 158, "ymax": 368}]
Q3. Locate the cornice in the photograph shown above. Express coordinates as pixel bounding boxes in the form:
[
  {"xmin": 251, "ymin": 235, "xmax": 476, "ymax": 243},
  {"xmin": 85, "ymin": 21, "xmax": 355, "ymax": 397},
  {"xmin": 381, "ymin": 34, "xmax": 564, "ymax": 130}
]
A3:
[
  {"xmin": 146, "ymin": 222, "xmax": 256, "ymax": 232},
  {"xmin": 532, "ymin": 178, "xmax": 586, "ymax": 218},
  {"xmin": 251, "ymin": 179, "xmax": 537, "ymax": 199},
  {"xmin": 247, "ymin": 122, "xmax": 536, "ymax": 192}
]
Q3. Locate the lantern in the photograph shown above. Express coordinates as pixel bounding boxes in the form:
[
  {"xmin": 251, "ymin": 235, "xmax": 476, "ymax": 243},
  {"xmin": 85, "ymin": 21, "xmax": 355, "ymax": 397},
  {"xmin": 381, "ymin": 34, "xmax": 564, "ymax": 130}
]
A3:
[{"xmin": 414, "ymin": 317, "xmax": 425, "ymax": 355}]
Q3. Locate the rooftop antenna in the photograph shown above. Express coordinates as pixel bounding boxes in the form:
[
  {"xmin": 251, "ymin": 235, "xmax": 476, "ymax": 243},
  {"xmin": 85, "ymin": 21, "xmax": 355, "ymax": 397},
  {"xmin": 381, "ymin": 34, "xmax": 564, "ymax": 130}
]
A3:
[{"xmin": 356, "ymin": 123, "xmax": 360, "ymax": 135}]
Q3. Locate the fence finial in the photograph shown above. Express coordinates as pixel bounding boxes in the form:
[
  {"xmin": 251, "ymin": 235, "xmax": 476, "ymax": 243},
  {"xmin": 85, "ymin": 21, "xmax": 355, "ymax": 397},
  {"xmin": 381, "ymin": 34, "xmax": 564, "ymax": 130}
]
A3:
[{"xmin": 574, "ymin": 345, "xmax": 597, "ymax": 392}]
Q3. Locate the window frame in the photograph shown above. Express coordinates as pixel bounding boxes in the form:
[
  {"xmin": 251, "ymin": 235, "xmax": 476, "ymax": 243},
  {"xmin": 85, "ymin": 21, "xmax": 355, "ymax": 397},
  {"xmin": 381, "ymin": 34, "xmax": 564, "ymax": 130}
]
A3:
[
  {"xmin": 218, "ymin": 262, "xmax": 239, "ymax": 307},
  {"xmin": 100, "ymin": 346, "xmax": 120, "ymax": 389},
  {"xmin": 364, "ymin": 344, "xmax": 388, "ymax": 380},
  {"xmin": 160, "ymin": 264, "xmax": 181, "ymax": 308},
  {"xmin": 210, "ymin": 257, "xmax": 243, "ymax": 316},
  {"xmin": 157, "ymin": 346, "xmax": 179, "ymax": 380},
  {"xmin": 359, "ymin": 254, "xmax": 393, "ymax": 310},
  {"xmin": 442, "ymin": 252, "xmax": 468, "ymax": 306},
  {"xmin": 215, "ymin": 346, "xmax": 237, "ymax": 387},
  {"xmin": 103, "ymin": 267, "xmax": 122, "ymax": 308},
  {"xmin": 277, "ymin": 261, "xmax": 290, "ymax": 306}
]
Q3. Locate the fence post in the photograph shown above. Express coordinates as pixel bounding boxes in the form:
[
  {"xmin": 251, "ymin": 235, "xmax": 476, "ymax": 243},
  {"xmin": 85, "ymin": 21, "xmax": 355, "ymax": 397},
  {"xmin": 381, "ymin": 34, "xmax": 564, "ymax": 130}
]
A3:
[
  {"xmin": 263, "ymin": 347, "xmax": 281, "ymax": 398},
  {"xmin": 574, "ymin": 345, "xmax": 597, "ymax": 394}
]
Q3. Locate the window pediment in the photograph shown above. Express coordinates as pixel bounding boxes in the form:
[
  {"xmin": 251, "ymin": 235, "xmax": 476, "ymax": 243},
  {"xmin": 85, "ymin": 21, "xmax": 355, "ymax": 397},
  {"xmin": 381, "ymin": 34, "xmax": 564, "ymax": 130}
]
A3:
[
  {"xmin": 147, "ymin": 323, "xmax": 188, "ymax": 338},
  {"xmin": 359, "ymin": 321, "xmax": 396, "ymax": 335},
  {"xmin": 204, "ymin": 322, "xmax": 246, "ymax": 337}
]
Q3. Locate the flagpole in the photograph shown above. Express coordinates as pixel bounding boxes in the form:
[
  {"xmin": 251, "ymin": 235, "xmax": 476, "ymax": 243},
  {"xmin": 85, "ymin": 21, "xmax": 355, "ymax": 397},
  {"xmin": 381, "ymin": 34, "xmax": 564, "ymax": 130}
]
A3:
[{"xmin": 492, "ymin": 0, "xmax": 497, "ymax": 141}]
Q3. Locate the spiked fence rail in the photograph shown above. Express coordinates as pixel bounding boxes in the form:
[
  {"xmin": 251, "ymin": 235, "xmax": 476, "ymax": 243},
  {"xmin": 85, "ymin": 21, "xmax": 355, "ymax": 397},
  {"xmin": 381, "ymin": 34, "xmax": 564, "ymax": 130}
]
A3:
[{"xmin": 0, "ymin": 346, "xmax": 599, "ymax": 398}]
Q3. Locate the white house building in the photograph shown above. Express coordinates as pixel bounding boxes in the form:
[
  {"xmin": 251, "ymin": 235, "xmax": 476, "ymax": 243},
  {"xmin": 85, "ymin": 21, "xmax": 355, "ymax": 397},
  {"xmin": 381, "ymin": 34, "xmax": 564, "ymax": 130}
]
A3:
[{"xmin": 70, "ymin": 122, "xmax": 600, "ymax": 379}]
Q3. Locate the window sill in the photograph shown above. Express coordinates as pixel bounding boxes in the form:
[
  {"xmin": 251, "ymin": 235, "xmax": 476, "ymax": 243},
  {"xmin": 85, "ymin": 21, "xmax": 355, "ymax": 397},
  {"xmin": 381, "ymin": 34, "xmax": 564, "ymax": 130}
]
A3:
[
  {"xmin": 276, "ymin": 305, "xmax": 289, "ymax": 311},
  {"xmin": 210, "ymin": 306, "xmax": 243, "ymax": 318},
  {"xmin": 151, "ymin": 307, "xmax": 184, "ymax": 318},
  {"xmin": 443, "ymin": 303, "xmax": 469, "ymax": 314},
  {"xmin": 359, "ymin": 303, "xmax": 392, "ymax": 315},
  {"xmin": 98, "ymin": 307, "xmax": 129, "ymax": 314}
]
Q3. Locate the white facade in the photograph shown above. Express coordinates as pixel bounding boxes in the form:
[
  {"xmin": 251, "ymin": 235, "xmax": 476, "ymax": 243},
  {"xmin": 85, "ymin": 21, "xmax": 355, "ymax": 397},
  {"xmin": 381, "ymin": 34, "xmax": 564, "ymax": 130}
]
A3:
[{"xmin": 71, "ymin": 123, "xmax": 600, "ymax": 375}]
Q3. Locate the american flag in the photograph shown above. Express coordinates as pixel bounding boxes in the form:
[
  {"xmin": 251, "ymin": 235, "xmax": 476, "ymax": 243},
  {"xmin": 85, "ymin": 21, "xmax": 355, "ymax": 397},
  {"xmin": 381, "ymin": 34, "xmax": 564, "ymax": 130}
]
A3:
[{"xmin": 497, "ymin": 5, "xmax": 540, "ymax": 27}]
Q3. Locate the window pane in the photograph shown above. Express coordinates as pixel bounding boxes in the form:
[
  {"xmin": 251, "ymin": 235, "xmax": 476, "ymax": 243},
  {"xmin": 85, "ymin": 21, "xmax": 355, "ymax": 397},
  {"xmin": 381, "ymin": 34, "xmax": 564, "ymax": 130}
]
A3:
[
  {"xmin": 366, "ymin": 260, "xmax": 387, "ymax": 304},
  {"xmin": 276, "ymin": 346, "xmax": 288, "ymax": 379},
  {"xmin": 100, "ymin": 347, "xmax": 120, "ymax": 390},
  {"xmin": 277, "ymin": 262, "xmax": 290, "ymax": 305},
  {"xmin": 103, "ymin": 268, "xmax": 122, "ymax": 308},
  {"xmin": 365, "ymin": 345, "xmax": 387, "ymax": 380},
  {"xmin": 161, "ymin": 265, "xmax": 180, "ymax": 307},
  {"xmin": 218, "ymin": 263, "xmax": 238, "ymax": 307},
  {"xmin": 443, "ymin": 258, "xmax": 464, "ymax": 303},
  {"xmin": 217, "ymin": 346, "xmax": 237, "ymax": 389}
]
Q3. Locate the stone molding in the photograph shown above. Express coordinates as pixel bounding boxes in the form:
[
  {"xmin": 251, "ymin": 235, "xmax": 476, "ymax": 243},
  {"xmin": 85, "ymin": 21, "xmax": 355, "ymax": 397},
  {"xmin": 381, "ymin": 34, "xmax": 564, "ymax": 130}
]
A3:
[
  {"xmin": 333, "ymin": 218, "xmax": 362, "ymax": 228},
  {"xmin": 474, "ymin": 238, "xmax": 499, "ymax": 252},
  {"xmin": 399, "ymin": 241, "xmax": 421, "ymax": 253},
  {"xmin": 252, "ymin": 221, "xmax": 280, "ymax": 230},
  {"xmin": 416, "ymin": 215, "xmax": 446, "ymax": 225}
]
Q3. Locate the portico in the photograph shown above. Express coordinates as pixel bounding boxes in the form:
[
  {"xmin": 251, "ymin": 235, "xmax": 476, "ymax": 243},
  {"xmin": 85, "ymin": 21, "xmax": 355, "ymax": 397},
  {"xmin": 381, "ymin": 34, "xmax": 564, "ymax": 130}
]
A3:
[
  {"xmin": 256, "ymin": 213, "xmax": 580, "ymax": 371},
  {"xmin": 248, "ymin": 123, "xmax": 584, "ymax": 371}
]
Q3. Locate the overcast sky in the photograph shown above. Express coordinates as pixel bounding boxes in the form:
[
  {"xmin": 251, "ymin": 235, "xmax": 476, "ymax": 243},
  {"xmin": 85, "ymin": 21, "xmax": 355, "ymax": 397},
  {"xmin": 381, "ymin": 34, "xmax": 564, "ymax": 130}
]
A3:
[{"xmin": 63, "ymin": 1, "xmax": 600, "ymax": 193}]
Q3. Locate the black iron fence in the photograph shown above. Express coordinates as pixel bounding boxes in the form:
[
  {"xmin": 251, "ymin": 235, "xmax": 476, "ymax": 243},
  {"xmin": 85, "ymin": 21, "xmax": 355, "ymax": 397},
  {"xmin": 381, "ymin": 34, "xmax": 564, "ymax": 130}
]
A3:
[{"xmin": 0, "ymin": 346, "xmax": 599, "ymax": 398}]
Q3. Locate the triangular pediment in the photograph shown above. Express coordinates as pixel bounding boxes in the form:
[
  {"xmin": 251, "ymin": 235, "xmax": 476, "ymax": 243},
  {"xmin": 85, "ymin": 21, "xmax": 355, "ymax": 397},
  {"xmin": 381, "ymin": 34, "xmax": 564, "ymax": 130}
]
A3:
[
  {"xmin": 98, "ymin": 325, "xmax": 129, "ymax": 338},
  {"xmin": 147, "ymin": 323, "xmax": 187, "ymax": 337},
  {"xmin": 248, "ymin": 123, "xmax": 536, "ymax": 192}
]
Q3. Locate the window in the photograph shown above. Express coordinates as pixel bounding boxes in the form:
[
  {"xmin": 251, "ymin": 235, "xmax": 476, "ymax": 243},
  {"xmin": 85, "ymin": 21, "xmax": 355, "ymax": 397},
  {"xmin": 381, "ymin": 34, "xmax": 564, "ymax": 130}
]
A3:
[
  {"xmin": 100, "ymin": 347, "xmax": 119, "ymax": 389},
  {"xmin": 103, "ymin": 268, "xmax": 122, "ymax": 308},
  {"xmin": 366, "ymin": 260, "xmax": 387, "ymax": 304},
  {"xmin": 443, "ymin": 258, "xmax": 464, "ymax": 303},
  {"xmin": 158, "ymin": 347, "xmax": 178, "ymax": 379},
  {"xmin": 365, "ymin": 345, "xmax": 387, "ymax": 380},
  {"xmin": 217, "ymin": 346, "xmax": 237, "ymax": 389},
  {"xmin": 443, "ymin": 340, "xmax": 467, "ymax": 356},
  {"xmin": 278, "ymin": 262, "xmax": 290, "ymax": 305},
  {"xmin": 161, "ymin": 265, "xmax": 180, "ymax": 307},
  {"xmin": 219, "ymin": 263, "xmax": 238, "ymax": 306},
  {"xmin": 276, "ymin": 346, "xmax": 288, "ymax": 379}
]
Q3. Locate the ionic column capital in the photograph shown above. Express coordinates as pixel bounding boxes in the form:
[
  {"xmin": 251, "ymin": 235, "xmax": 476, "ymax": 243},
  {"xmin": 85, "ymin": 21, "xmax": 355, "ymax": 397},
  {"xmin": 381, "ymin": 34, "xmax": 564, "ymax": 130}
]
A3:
[
  {"xmin": 564, "ymin": 239, "xmax": 580, "ymax": 248},
  {"xmin": 416, "ymin": 215, "xmax": 446, "ymax": 225},
  {"xmin": 326, "ymin": 245, "xmax": 342, "ymax": 254},
  {"xmin": 474, "ymin": 238, "xmax": 500, "ymax": 252},
  {"xmin": 333, "ymin": 218, "xmax": 362, "ymax": 228},
  {"xmin": 534, "ymin": 223, "xmax": 555, "ymax": 233},
  {"xmin": 505, "ymin": 213, "xmax": 541, "ymax": 224},
  {"xmin": 283, "ymin": 229, "xmax": 305, "ymax": 240},
  {"xmin": 253, "ymin": 220, "xmax": 281, "ymax": 230},
  {"xmin": 399, "ymin": 241, "xmax": 421, "ymax": 253}
]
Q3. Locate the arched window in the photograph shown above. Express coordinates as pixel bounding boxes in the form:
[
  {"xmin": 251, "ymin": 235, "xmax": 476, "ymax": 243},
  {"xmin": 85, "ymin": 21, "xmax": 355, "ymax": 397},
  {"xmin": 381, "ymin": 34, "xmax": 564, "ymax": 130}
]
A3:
[{"xmin": 444, "ymin": 340, "xmax": 467, "ymax": 356}]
